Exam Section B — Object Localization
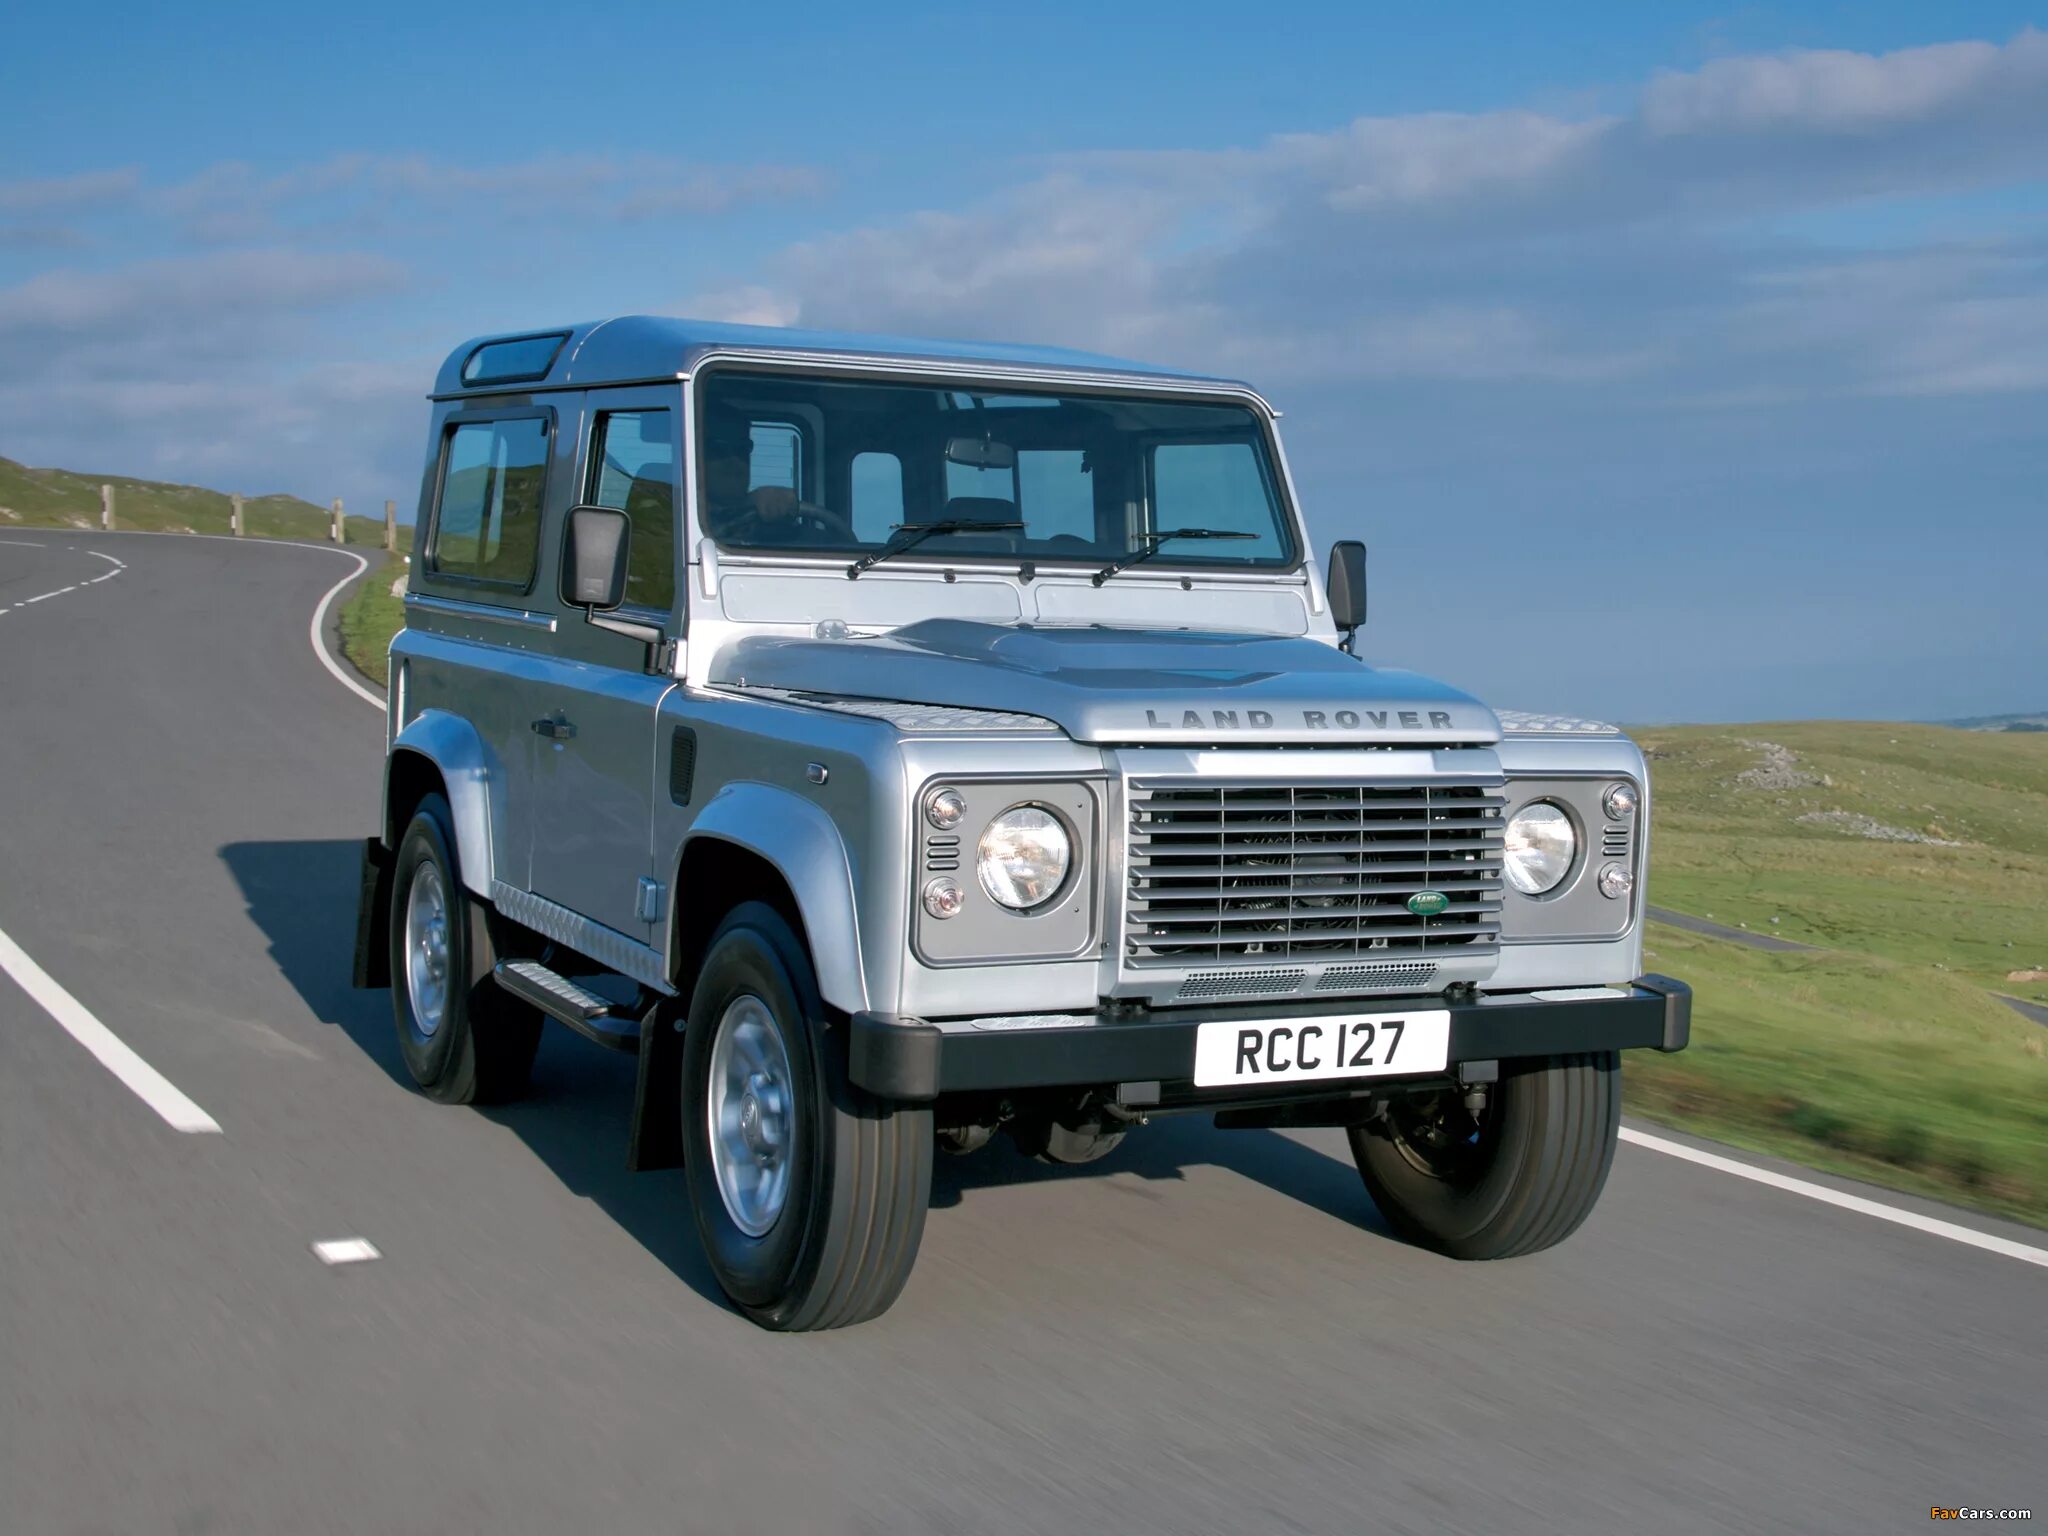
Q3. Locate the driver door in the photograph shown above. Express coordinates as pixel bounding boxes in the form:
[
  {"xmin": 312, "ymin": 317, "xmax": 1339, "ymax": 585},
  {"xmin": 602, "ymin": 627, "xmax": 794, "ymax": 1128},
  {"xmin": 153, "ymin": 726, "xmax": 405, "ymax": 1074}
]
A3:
[{"xmin": 525, "ymin": 387, "xmax": 682, "ymax": 942}]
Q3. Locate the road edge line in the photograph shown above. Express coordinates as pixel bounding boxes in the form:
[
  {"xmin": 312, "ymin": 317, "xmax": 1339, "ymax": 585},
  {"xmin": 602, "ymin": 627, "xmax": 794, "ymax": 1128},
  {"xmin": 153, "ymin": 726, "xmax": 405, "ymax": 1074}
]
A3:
[
  {"xmin": 1618, "ymin": 1126, "xmax": 2046, "ymax": 1269},
  {"xmin": 0, "ymin": 925, "xmax": 222, "ymax": 1135},
  {"xmin": 308, "ymin": 550, "xmax": 383, "ymax": 712}
]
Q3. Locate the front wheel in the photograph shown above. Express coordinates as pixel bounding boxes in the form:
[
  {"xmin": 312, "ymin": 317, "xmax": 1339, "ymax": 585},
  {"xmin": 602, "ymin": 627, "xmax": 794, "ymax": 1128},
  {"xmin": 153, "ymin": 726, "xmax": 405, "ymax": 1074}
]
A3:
[
  {"xmin": 1346, "ymin": 1052, "xmax": 1620, "ymax": 1259},
  {"xmin": 681, "ymin": 903, "xmax": 931, "ymax": 1330}
]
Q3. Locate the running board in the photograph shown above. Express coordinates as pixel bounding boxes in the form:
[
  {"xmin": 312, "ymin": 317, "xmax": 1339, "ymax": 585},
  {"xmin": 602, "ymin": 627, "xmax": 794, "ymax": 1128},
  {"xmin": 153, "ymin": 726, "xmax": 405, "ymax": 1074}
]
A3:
[{"xmin": 494, "ymin": 960, "xmax": 641, "ymax": 1054}]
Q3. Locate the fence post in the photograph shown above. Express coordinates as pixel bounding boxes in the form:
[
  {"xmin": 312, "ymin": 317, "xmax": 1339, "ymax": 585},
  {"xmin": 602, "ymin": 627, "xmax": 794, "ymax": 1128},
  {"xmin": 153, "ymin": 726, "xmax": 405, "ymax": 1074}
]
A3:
[
  {"xmin": 100, "ymin": 484, "xmax": 114, "ymax": 531},
  {"xmin": 384, "ymin": 499, "xmax": 396, "ymax": 552},
  {"xmin": 230, "ymin": 493, "xmax": 244, "ymax": 537},
  {"xmin": 330, "ymin": 498, "xmax": 344, "ymax": 544}
]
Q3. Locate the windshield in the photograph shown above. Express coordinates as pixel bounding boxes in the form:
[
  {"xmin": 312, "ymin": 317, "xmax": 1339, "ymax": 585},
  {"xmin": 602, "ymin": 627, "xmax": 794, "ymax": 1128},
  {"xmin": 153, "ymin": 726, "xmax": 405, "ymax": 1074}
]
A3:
[{"xmin": 696, "ymin": 371, "xmax": 1297, "ymax": 570}]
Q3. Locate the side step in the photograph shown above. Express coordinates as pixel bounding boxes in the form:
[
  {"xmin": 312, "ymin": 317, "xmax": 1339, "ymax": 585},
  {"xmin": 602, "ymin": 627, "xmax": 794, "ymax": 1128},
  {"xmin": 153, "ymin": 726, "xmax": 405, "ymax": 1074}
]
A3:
[{"xmin": 494, "ymin": 960, "xmax": 642, "ymax": 1054}]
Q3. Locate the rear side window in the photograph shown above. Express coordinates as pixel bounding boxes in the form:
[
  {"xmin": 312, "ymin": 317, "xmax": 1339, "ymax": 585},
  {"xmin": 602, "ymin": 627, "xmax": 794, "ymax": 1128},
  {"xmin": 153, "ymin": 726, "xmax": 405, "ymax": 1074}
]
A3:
[
  {"xmin": 429, "ymin": 417, "xmax": 549, "ymax": 587},
  {"xmin": 586, "ymin": 409, "xmax": 676, "ymax": 612}
]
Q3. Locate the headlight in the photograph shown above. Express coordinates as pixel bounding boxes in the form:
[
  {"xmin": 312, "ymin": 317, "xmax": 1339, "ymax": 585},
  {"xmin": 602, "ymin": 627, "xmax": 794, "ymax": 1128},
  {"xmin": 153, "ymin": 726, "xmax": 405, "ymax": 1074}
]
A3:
[
  {"xmin": 1504, "ymin": 802, "xmax": 1575, "ymax": 895},
  {"xmin": 977, "ymin": 807, "xmax": 1071, "ymax": 910}
]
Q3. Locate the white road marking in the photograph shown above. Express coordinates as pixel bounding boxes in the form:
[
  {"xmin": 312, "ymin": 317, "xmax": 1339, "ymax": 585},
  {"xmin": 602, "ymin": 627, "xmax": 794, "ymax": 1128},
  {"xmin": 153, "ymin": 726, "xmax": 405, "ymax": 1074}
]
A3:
[
  {"xmin": 0, "ymin": 925, "xmax": 221, "ymax": 1135},
  {"xmin": 1620, "ymin": 1127, "xmax": 2048, "ymax": 1270},
  {"xmin": 0, "ymin": 538, "xmax": 48, "ymax": 546},
  {"xmin": 312, "ymin": 1238, "xmax": 382, "ymax": 1265},
  {"xmin": 307, "ymin": 550, "xmax": 383, "ymax": 711}
]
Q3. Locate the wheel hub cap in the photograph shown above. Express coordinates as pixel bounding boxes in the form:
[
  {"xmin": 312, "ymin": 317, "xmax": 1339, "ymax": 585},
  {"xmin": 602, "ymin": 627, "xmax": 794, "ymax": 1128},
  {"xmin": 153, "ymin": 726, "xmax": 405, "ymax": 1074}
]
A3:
[
  {"xmin": 706, "ymin": 996, "xmax": 795, "ymax": 1237},
  {"xmin": 404, "ymin": 861, "xmax": 450, "ymax": 1039}
]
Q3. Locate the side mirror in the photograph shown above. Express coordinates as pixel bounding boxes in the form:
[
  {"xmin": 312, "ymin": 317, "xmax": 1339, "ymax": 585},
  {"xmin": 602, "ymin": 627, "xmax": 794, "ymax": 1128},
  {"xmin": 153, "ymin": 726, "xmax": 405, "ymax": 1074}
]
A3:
[
  {"xmin": 564, "ymin": 505, "xmax": 630, "ymax": 610},
  {"xmin": 1327, "ymin": 540, "xmax": 1367, "ymax": 652}
]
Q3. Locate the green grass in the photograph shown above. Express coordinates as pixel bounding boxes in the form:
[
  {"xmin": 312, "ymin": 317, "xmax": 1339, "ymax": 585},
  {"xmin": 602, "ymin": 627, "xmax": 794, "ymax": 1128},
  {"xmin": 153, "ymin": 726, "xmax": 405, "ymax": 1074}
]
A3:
[
  {"xmin": 339, "ymin": 554, "xmax": 408, "ymax": 688},
  {"xmin": 1636, "ymin": 722, "xmax": 2048, "ymax": 995},
  {"xmin": 1631, "ymin": 722, "xmax": 2048, "ymax": 1225},
  {"xmin": 1626, "ymin": 924, "xmax": 2048, "ymax": 1225},
  {"xmin": 0, "ymin": 455, "xmax": 414, "ymax": 552}
]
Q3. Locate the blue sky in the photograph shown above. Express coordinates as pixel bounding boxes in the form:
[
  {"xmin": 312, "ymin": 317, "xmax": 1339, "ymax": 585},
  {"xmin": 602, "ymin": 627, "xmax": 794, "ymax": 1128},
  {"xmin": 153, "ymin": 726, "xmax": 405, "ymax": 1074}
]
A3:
[{"xmin": 2, "ymin": 1, "xmax": 2043, "ymax": 723}]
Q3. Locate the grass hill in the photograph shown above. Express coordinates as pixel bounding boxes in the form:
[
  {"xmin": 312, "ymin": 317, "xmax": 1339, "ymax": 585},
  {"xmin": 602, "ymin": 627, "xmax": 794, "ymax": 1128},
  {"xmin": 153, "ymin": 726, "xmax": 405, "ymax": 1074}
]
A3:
[
  {"xmin": 1627, "ymin": 723, "xmax": 2048, "ymax": 1225},
  {"xmin": 0, "ymin": 455, "xmax": 412, "ymax": 551}
]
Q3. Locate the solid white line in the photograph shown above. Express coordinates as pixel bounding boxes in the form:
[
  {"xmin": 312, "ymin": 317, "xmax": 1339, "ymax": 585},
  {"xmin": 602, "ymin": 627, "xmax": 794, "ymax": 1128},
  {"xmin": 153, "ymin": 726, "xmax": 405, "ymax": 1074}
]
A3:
[
  {"xmin": 1619, "ymin": 1127, "xmax": 2048, "ymax": 1270},
  {"xmin": 312, "ymin": 1237, "xmax": 382, "ymax": 1265},
  {"xmin": 0, "ymin": 538, "xmax": 48, "ymax": 547},
  {"xmin": 0, "ymin": 926, "xmax": 221, "ymax": 1135},
  {"xmin": 86, "ymin": 550, "xmax": 123, "ymax": 567},
  {"xmin": 308, "ymin": 550, "xmax": 383, "ymax": 711}
]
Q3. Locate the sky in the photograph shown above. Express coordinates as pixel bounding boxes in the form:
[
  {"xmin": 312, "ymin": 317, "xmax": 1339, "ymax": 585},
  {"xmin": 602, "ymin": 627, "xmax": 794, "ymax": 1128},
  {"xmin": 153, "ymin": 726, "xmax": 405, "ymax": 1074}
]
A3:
[{"xmin": 2, "ymin": 0, "xmax": 2043, "ymax": 724}]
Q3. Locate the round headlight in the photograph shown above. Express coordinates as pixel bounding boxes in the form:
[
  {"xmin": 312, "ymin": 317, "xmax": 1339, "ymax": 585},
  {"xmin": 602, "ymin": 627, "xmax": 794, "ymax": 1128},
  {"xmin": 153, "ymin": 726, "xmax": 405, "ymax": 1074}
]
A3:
[
  {"xmin": 1602, "ymin": 782, "xmax": 1639, "ymax": 822},
  {"xmin": 1504, "ymin": 803, "xmax": 1576, "ymax": 895},
  {"xmin": 977, "ymin": 807, "xmax": 1071, "ymax": 910}
]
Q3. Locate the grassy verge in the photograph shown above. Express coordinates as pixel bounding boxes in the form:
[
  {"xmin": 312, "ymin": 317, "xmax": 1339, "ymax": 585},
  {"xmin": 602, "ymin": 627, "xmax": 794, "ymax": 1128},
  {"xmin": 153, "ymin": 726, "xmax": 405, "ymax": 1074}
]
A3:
[
  {"xmin": 1627, "ymin": 923, "xmax": 2048, "ymax": 1226},
  {"xmin": 339, "ymin": 555, "xmax": 407, "ymax": 689}
]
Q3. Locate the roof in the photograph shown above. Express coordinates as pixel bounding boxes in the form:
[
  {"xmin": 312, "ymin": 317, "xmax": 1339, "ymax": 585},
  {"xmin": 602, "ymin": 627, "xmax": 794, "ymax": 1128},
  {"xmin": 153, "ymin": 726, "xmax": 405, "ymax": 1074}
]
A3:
[{"xmin": 431, "ymin": 315, "xmax": 1253, "ymax": 399}]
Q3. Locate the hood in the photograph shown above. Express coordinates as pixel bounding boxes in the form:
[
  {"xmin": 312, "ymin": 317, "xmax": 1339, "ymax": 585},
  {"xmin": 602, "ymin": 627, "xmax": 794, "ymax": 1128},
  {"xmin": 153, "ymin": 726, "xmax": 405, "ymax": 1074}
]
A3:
[{"xmin": 711, "ymin": 620, "xmax": 1500, "ymax": 745}]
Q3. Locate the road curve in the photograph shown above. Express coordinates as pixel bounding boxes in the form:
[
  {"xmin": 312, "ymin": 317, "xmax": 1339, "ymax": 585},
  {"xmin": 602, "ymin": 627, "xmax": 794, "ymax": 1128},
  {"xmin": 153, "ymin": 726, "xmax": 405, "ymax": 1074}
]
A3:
[{"xmin": 2, "ymin": 532, "xmax": 2042, "ymax": 1535}]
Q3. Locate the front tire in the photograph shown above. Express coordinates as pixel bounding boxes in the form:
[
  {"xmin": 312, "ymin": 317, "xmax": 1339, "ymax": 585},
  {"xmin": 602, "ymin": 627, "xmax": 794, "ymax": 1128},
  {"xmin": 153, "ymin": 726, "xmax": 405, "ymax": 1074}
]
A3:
[
  {"xmin": 681, "ymin": 903, "xmax": 931, "ymax": 1331},
  {"xmin": 1346, "ymin": 1052, "xmax": 1620, "ymax": 1259},
  {"xmin": 388, "ymin": 793, "xmax": 542, "ymax": 1104}
]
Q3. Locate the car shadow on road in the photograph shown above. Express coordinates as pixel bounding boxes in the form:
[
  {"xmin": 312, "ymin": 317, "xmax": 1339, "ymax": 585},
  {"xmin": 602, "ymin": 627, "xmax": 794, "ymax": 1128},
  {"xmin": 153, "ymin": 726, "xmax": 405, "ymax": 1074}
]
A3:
[{"xmin": 220, "ymin": 837, "xmax": 1394, "ymax": 1311}]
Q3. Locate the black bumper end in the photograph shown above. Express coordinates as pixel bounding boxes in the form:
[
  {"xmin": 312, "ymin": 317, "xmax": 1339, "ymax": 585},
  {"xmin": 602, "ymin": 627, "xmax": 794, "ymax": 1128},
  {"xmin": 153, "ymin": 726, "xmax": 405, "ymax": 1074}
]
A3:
[{"xmin": 850, "ymin": 976, "xmax": 1693, "ymax": 1103}]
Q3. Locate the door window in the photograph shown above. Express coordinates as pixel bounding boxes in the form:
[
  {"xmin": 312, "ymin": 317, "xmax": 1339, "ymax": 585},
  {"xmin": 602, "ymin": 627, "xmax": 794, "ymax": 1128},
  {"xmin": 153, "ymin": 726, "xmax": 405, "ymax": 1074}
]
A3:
[{"xmin": 586, "ymin": 409, "xmax": 677, "ymax": 612}]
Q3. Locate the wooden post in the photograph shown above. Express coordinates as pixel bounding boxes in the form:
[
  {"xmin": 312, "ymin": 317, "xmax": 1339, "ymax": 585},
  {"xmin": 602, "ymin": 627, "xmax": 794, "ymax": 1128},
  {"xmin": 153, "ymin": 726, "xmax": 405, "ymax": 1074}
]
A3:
[
  {"xmin": 230, "ymin": 493, "xmax": 244, "ymax": 537},
  {"xmin": 330, "ymin": 498, "xmax": 344, "ymax": 544},
  {"xmin": 383, "ymin": 499, "xmax": 396, "ymax": 552},
  {"xmin": 100, "ymin": 484, "xmax": 114, "ymax": 531}
]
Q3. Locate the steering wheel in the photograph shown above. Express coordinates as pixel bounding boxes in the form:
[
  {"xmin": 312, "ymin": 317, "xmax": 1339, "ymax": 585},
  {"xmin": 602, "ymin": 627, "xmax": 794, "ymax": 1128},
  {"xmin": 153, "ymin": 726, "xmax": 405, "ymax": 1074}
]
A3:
[{"xmin": 784, "ymin": 502, "xmax": 858, "ymax": 543}]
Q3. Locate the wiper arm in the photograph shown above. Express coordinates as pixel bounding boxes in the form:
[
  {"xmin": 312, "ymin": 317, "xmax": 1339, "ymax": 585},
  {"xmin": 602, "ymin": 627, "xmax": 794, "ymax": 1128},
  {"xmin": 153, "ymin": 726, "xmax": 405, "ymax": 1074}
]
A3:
[
  {"xmin": 1090, "ymin": 527, "xmax": 1258, "ymax": 586},
  {"xmin": 846, "ymin": 519, "xmax": 1026, "ymax": 579}
]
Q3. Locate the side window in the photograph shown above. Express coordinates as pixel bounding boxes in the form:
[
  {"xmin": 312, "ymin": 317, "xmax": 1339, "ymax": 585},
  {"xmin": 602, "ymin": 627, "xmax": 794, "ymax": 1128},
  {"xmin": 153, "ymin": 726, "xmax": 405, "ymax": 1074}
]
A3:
[
  {"xmin": 429, "ymin": 417, "xmax": 548, "ymax": 586},
  {"xmin": 586, "ymin": 409, "xmax": 676, "ymax": 612},
  {"xmin": 747, "ymin": 422, "xmax": 803, "ymax": 495},
  {"xmin": 850, "ymin": 450, "xmax": 903, "ymax": 543}
]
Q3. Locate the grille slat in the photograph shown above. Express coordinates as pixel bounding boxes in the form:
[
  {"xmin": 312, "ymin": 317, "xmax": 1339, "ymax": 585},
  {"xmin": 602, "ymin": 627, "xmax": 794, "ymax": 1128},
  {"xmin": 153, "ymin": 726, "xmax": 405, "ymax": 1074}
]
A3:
[{"xmin": 1123, "ymin": 778, "xmax": 1507, "ymax": 967}]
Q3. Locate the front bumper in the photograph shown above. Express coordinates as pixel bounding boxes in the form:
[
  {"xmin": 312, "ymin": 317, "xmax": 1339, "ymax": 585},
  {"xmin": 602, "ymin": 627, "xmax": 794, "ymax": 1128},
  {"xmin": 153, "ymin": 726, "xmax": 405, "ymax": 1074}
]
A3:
[{"xmin": 850, "ymin": 975, "xmax": 1690, "ymax": 1102}]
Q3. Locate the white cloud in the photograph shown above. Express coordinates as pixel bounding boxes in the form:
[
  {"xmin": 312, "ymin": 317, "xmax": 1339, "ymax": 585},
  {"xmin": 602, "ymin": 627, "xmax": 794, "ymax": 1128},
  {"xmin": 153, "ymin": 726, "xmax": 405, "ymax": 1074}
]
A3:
[
  {"xmin": 0, "ymin": 168, "xmax": 141, "ymax": 214},
  {"xmin": 1640, "ymin": 29, "xmax": 2048, "ymax": 135},
  {"xmin": 713, "ymin": 31, "xmax": 2048, "ymax": 404}
]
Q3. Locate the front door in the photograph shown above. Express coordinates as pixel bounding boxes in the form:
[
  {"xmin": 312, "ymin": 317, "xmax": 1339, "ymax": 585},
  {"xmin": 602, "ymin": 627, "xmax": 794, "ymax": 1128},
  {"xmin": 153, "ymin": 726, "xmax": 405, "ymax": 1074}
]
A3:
[{"xmin": 526, "ymin": 389, "xmax": 683, "ymax": 942}]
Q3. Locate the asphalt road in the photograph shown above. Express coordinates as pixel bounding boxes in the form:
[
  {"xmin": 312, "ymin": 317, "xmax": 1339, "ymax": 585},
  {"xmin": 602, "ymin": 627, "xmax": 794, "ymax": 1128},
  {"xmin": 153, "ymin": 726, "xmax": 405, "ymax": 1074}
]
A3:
[{"xmin": 3, "ymin": 532, "xmax": 2042, "ymax": 1535}]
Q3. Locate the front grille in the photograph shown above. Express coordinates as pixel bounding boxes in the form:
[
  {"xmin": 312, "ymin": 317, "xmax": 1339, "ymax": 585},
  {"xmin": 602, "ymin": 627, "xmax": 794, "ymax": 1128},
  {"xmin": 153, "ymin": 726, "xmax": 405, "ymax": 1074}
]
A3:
[{"xmin": 1124, "ymin": 780, "xmax": 1505, "ymax": 967}]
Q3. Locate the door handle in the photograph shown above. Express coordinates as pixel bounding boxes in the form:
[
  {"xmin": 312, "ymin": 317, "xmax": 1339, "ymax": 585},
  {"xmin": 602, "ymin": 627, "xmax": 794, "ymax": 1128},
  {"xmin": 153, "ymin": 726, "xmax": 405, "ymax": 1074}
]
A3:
[{"xmin": 532, "ymin": 714, "xmax": 577, "ymax": 741}]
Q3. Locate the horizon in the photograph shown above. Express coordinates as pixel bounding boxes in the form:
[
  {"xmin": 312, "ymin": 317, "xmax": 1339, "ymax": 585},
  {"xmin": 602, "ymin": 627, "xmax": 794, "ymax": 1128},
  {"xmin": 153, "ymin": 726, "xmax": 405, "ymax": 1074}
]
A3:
[{"xmin": 2, "ymin": 1, "xmax": 2043, "ymax": 724}]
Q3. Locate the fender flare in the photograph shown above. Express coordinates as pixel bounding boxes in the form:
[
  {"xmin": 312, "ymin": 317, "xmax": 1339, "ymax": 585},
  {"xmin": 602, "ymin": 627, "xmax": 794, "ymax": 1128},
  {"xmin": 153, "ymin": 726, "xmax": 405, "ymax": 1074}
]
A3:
[
  {"xmin": 385, "ymin": 708, "xmax": 501, "ymax": 899},
  {"xmin": 681, "ymin": 782, "xmax": 869, "ymax": 1014}
]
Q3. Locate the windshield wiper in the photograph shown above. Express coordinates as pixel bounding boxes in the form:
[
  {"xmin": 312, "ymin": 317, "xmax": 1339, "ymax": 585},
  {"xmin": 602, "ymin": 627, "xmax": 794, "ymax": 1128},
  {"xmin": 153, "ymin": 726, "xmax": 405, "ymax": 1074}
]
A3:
[
  {"xmin": 1090, "ymin": 527, "xmax": 1258, "ymax": 586},
  {"xmin": 846, "ymin": 519, "xmax": 1025, "ymax": 579}
]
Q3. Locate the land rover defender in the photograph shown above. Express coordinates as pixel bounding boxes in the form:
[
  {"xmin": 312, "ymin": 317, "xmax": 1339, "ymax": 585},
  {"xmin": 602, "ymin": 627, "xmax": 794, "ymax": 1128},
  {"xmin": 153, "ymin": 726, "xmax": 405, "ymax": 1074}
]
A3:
[{"xmin": 353, "ymin": 317, "xmax": 1690, "ymax": 1330}]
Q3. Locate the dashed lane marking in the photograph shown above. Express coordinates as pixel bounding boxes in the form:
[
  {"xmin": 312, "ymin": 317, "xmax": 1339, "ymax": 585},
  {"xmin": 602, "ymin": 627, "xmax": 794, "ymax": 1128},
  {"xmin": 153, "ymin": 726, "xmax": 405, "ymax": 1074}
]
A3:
[
  {"xmin": 1620, "ymin": 1127, "xmax": 2048, "ymax": 1270},
  {"xmin": 312, "ymin": 1238, "xmax": 382, "ymax": 1266},
  {"xmin": 0, "ymin": 925, "xmax": 221, "ymax": 1134}
]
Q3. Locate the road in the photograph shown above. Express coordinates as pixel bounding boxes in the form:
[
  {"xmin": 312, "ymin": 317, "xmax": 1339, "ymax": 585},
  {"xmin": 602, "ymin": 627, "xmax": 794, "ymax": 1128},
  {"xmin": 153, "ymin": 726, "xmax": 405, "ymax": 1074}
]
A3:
[{"xmin": 2, "ymin": 531, "xmax": 2042, "ymax": 1535}]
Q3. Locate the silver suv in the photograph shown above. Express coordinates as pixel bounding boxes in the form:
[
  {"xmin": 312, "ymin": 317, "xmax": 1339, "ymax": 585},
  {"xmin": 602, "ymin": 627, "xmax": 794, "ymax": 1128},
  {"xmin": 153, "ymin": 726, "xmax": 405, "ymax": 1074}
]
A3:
[{"xmin": 353, "ymin": 317, "xmax": 1690, "ymax": 1330}]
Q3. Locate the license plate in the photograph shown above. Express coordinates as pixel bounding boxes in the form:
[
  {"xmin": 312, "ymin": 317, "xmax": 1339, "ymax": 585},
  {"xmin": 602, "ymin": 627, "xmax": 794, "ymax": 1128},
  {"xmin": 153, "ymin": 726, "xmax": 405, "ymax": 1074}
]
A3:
[{"xmin": 1192, "ymin": 1010, "xmax": 1451, "ymax": 1089}]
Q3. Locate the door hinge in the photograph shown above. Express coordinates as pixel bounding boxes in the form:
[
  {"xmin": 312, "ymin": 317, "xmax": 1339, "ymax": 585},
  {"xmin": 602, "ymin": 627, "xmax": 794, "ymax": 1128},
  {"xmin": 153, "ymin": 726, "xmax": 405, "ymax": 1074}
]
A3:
[{"xmin": 636, "ymin": 878, "xmax": 667, "ymax": 924}]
